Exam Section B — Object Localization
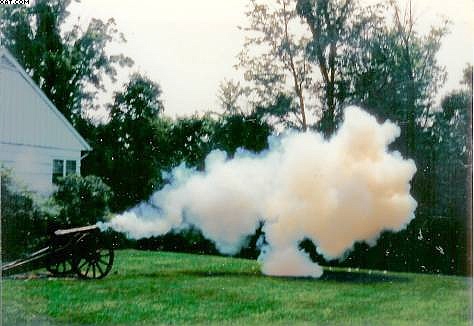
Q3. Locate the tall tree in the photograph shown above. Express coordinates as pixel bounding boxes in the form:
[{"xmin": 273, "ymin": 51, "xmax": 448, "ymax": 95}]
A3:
[
  {"xmin": 432, "ymin": 64, "xmax": 472, "ymax": 219},
  {"xmin": 0, "ymin": 0, "xmax": 133, "ymax": 126},
  {"xmin": 217, "ymin": 79, "xmax": 246, "ymax": 115},
  {"xmin": 237, "ymin": 0, "xmax": 314, "ymax": 130},
  {"xmin": 347, "ymin": 1, "xmax": 447, "ymax": 153},
  {"xmin": 83, "ymin": 74, "xmax": 168, "ymax": 211},
  {"xmin": 297, "ymin": 0, "xmax": 448, "ymax": 145},
  {"xmin": 386, "ymin": 0, "xmax": 447, "ymax": 156},
  {"xmin": 296, "ymin": 0, "xmax": 356, "ymax": 136}
]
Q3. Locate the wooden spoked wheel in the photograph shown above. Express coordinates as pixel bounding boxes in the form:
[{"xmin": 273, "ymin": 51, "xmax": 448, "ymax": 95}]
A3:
[
  {"xmin": 46, "ymin": 256, "xmax": 74, "ymax": 276},
  {"xmin": 73, "ymin": 234, "xmax": 114, "ymax": 280},
  {"xmin": 74, "ymin": 246, "xmax": 114, "ymax": 279}
]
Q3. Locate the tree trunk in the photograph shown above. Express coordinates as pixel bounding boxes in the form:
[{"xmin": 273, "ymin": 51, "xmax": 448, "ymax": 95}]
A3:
[{"xmin": 297, "ymin": 87, "xmax": 307, "ymax": 131}]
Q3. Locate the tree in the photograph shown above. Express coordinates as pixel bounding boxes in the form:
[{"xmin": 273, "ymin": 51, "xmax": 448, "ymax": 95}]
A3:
[
  {"xmin": 296, "ymin": 0, "xmax": 396, "ymax": 136},
  {"xmin": 1, "ymin": 169, "xmax": 51, "ymax": 260},
  {"xmin": 83, "ymin": 72, "xmax": 273, "ymax": 212},
  {"xmin": 339, "ymin": 1, "xmax": 448, "ymax": 221},
  {"xmin": 297, "ymin": 0, "xmax": 449, "ymax": 146},
  {"xmin": 167, "ymin": 115, "xmax": 217, "ymax": 170},
  {"xmin": 237, "ymin": 0, "xmax": 315, "ymax": 130},
  {"xmin": 212, "ymin": 111, "xmax": 273, "ymax": 156},
  {"xmin": 386, "ymin": 0, "xmax": 447, "ymax": 156},
  {"xmin": 167, "ymin": 110, "xmax": 273, "ymax": 169},
  {"xmin": 296, "ymin": 0, "xmax": 356, "ymax": 135},
  {"xmin": 217, "ymin": 79, "xmax": 246, "ymax": 115},
  {"xmin": 340, "ymin": 1, "xmax": 448, "ymax": 155},
  {"xmin": 318, "ymin": 0, "xmax": 448, "ymax": 222},
  {"xmin": 432, "ymin": 64, "xmax": 472, "ymax": 220},
  {"xmin": 83, "ymin": 74, "xmax": 168, "ymax": 211},
  {"xmin": 52, "ymin": 175, "xmax": 113, "ymax": 227},
  {"xmin": 0, "ymin": 0, "xmax": 133, "ymax": 126},
  {"xmin": 293, "ymin": 0, "xmax": 469, "ymax": 275}
]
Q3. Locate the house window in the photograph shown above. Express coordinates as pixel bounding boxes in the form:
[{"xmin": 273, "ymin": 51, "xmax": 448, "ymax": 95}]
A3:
[
  {"xmin": 52, "ymin": 159, "xmax": 77, "ymax": 184},
  {"xmin": 52, "ymin": 159, "xmax": 64, "ymax": 184},
  {"xmin": 66, "ymin": 160, "xmax": 76, "ymax": 175}
]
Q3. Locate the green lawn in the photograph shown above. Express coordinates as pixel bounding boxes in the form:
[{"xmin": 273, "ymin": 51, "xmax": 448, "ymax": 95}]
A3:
[{"xmin": 2, "ymin": 249, "xmax": 471, "ymax": 325}]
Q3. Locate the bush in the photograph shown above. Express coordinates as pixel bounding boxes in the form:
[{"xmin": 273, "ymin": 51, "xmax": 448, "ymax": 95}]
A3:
[
  {"xmin": 52, "ymin": 175, "xmax": 113, "ymax": 227},
  {"xmin": 299, "ymin": 214, "xmax": 469, "ymax": 276},
  {"xmin": 0, "ymin": 170, "xmax": 51, "ymax": 261},
  {"xmin": 135, "ymin": 228, "xmax": 219, "ymax": 255}
]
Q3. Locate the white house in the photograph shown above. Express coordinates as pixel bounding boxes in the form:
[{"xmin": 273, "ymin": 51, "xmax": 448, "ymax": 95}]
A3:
[{"xmin": 0, "ymin": 48, "xmax": 91, "ymax": 194}]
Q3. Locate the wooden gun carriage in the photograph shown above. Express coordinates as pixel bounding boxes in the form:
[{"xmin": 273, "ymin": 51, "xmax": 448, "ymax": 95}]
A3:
[{"xmin": 1, "ymin": 225, "xmax": 114, "ymax": 279}]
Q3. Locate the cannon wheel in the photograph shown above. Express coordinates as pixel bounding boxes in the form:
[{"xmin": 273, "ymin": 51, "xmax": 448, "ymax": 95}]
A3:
[
  {"xmin": 73, "ymin": 234, "xmax": 114, "ymax": 280},
  {"xmin": 46, "ymin": 256, "xmax": 74, "ymax": 276}
]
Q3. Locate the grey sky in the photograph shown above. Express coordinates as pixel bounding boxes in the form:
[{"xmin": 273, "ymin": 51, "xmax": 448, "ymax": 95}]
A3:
[{"xmin": 69, "ymin": 0, "xmax": 474, "ymax": 119}]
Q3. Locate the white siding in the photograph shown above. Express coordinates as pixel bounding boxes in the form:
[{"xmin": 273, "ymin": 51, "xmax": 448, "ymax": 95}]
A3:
[
  {"xmin": 0, "ymin": 64, "xmax": 85, "ymax": 151},
  {"xmin": 0, "ymin": 142, "xmax": 81, "ymax": 194},
  {"xmin": 0, "ymin": 49, "xmax": 90, "ymax": 195}
]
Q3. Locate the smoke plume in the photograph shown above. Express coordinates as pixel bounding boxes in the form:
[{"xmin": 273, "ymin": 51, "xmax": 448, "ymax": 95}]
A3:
[{"xmin": 101, "ymin": 106, "xmax": 417, "ymax": 278}]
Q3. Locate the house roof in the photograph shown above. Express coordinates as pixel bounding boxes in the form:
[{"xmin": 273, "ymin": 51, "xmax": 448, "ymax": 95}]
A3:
[{"xmin": 0, "ymin": 48, "xmax": 92, "ymax": 151}]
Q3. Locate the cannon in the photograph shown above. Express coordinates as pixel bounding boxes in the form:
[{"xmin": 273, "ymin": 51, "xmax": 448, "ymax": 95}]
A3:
[{"xmin": 1, "ymin": 225, "xmax": 114, "ymax": 279}]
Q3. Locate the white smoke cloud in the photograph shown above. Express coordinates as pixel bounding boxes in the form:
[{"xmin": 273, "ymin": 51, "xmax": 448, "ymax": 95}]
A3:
[{"xmin": 101, "ymin": 106, "xmax": 417, "ymax": 278}]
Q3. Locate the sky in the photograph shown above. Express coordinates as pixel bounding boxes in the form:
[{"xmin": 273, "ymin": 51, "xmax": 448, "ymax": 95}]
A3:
[{"xmin": 68, "ymin": 0, "xmax": 474, "ymax": 119}]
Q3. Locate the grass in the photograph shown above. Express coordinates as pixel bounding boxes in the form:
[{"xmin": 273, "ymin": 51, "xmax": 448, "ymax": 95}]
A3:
[{"xmin": 1, "ymin": 249, "xmax": 472, "ymax": 325}]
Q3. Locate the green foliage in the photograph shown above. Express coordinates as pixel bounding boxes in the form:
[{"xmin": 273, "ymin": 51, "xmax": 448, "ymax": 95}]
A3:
[
  {"xmin": 83, "ymin": 72, "xmax": 274, "ymax": 212},
  {"xmin": 52, "ymin": 175, "xmax": 112, "ymax": 227},
  {"xmin": 167, "ymin": 116, "xmax": 217, "ymax": 170},
  {"xmin": 213, "ymin": 112, "xmax": 273, "ymax": 155},
  {"xmin": 344, "ymin": 1, "xmax": 448, "ymax": 158},
  {"xmin": 166, "ymin": 112, "xmax": 273, "ymax": 169},
  {"xmin": 400, "ymin": 66, "xmax": 471, "ymax": 236},
  {"xmin": 254, "ymin": 94, "xmax": 302, "ymax": 129},
  {"xmin": 0, "ymin": 170, "xmax": 51, "ymax": 261},
  {"xmin": 297, "ymin": 0, "xmax": 449, "ymax": 141},
  {"xmin": 297, "ymin": 0, "xmax": 358, "ymax": 135},
  {"xmin": 109, "ymin": 73, "xmax": 164, "ymax": 122},
  {"xmin": 2, "ymin": 250, "xmax": 471, "ymax": 325},
  {"xmin": 83, "ymin": 74, "xmax": 169, "ymax": 212},
  {"xmin": 294, "ymin": 2, "xmax": 469, "ymax": 277},
  {"xmin": 217, "ymin": 79, "xmax": 246, "ymax": 114},
  {"xmin": 429, "ymin": 65, "xmax": 472, "ymax": 220},
  {"xmin": 0, "ymin": 0, "xmax": 133, "ymax": 126},
  {"xmin": 1, "ymin": 171, "xmax": 113, "ymax": 260},
  {"xmin": 300, "ymin": 214, "xmax": 469, "ymax": 276},
  {"xmin": 136, "ymin": 228, "xmax": 219, "ymax": 255},
  {"xmin": 112, "ymin": 112, "xmax": 272, "ymax": 252},
  {"xmin": 237, "ymin": 0, "xmax": 314, "ymax": 130}
]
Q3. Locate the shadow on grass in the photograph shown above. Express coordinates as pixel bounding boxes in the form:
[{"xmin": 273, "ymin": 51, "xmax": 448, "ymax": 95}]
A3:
[
  {"xmin": 318, "ymin": 269, "xmax": 410, "ymax": 284},
  {"xmin": 132, "ymin": 269, "xmax": 409, "ymax": 284},
  {"xmin": 189, "ymin": 268, "xmax": 411, "ymax": 284},
  {"xmin": 4, "ymin": 266, "xmax": 409, "ymax": 284},
  {"xmin": 2, "ymin": 271, "xmax": 78, "ymax": 281},
  {"xmin": 130, "ymin": 270, "xmax": 261, "ymax": 279},
  {"xmin": 179, "ymin": 270, "xmax": 261, "ymax": 278}
]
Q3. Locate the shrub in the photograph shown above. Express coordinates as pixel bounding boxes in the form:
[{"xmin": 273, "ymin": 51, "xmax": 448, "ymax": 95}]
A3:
[
  {"xmin": 0, "ymin": 170, "xmax": 51, "ymax": 261},
  {"xmin": 52, "ymin": 175, "xmax": 113, "ymax": 227},
  {"xmin": 299, "ymin": 214, "xmax": 469, "ymax": 276},
  {"xmin": 135, "ymin": 228, "xmax": 218, "ymax": 255}
]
